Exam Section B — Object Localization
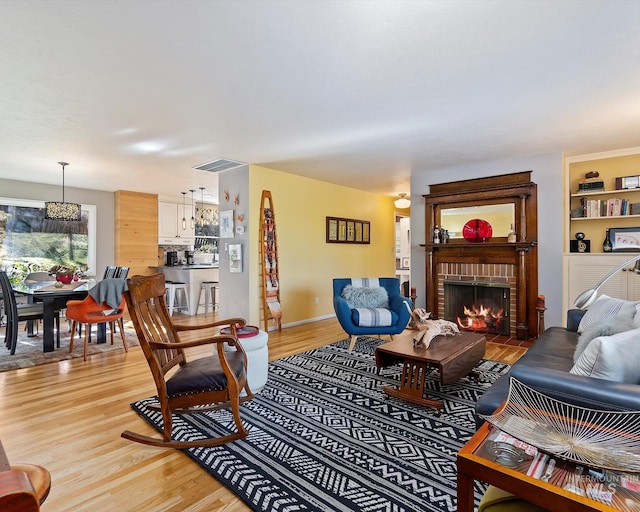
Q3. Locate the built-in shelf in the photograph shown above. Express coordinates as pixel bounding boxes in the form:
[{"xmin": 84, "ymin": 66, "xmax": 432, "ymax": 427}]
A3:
[
  {"xmin": 571, "ymin": 188, "xmax": 640, "ymax": 198},
  {"xmin": 572, "ymin": 214, "xmax": 640, "ymax": 220}
]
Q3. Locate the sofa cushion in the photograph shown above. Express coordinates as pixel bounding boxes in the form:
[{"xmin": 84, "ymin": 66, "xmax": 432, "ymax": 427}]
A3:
[
  {"xmin": 351, "ymin": 307, "xmax": 395, "ymax": 327},
  {"xmin": 577, "ymin": 295, "xmax": 638, "ymax": 334},
  {"xmin": 342, "ymin": 285, "xmax": 389, "ymax": 309},
  {"xmin": 574, "ymin": 315, "xmax": 637, "ymax": 363},
  {"xmin": 525, "ymin": 327, "xmax": 579, "ymax": 361},
  {"xmin": 570, "ymin": 327, "xmax": 640, "ymax": 383}
]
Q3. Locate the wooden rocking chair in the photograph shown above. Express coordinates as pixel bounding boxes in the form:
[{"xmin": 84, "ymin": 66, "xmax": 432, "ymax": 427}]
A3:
[{"xmin": 122, "ymin": 273, "xmax": 254, "ymax": 449}]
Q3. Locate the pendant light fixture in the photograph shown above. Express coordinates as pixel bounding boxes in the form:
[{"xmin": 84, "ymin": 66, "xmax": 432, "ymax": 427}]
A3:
[
  {"xmin": 394, "ymin": 193, "xmax": 411, "ymax": 209},
  {"xmin": 199, "ymin": 187, "xmax": 205, "ymax": 226},
  {"xmin": 45, "ymin": 162, "xmax": 81, "ymax": 221},
  {"xmin": 189, "ymin": 189, "xmax": 196, "ymax": 229},
  {"xmin": 181, "ymin": 192, "xmax": 187, "ymax": 229}
]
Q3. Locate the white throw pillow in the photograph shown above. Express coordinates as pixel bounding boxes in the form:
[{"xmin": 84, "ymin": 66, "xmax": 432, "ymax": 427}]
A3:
[
  {"xmin": 577, "ymin": 295, "xmax": 638, "ymax": 334},
  {"xmin": 570, "ymin": 327, "xmax": 640, "ymax": 383}
]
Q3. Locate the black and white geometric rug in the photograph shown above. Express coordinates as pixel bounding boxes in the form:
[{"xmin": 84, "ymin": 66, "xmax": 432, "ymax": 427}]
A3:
[{"xmin": 130, "ymin": 337, "xmax": 509, "ymax": 512}]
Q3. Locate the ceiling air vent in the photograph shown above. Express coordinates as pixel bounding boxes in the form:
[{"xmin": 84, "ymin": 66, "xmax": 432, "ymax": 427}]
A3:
[{"xmin": 193, "ymin": 158, "xmax": 245, "ymax": 173}]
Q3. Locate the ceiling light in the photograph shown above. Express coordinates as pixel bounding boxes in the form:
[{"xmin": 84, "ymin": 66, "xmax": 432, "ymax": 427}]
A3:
[
  {"xmin": 181, "ymin": 192, "xmax": 187, "ymax": 229},
  {"xmin": 190, "ymin": 189, "xmax": 195, "ymax": 229},
  {"xmin": 394, "ymin": 193, "xmax": 411, "ymax": 209},
  {"xmin": 199, "ymin": 187, "xmax": 205, "ymax": 226},
  {"xmin": 45, "ymin": 162, "xmax": 81, "ymax": 221}
]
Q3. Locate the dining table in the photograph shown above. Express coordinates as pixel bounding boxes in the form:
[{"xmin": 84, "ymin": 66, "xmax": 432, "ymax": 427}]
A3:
[{"xmin": 12, "ymin": 279, "xmax": 106, "ymax": 353}]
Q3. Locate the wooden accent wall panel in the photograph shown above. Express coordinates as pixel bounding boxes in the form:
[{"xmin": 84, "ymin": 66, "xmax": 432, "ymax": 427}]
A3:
[{"xmin": 115, "ymin": 191, "xmax": 158, "ymax": 277}]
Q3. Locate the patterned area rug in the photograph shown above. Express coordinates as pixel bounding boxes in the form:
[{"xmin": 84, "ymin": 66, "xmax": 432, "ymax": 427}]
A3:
[
  {"xmin": 131, "ymin": 337, "xmax": 509, "ymax": 512},
  {"xmin": 0, "ymin": 321, "xmax": 137, "ymax": 371}
]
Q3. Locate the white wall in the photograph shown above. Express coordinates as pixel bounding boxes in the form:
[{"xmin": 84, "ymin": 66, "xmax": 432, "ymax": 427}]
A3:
[
  {"xmin": 217, "ymin": 166, "xmax": 251, "ymax": 322},
  {"xmin": 0, "ymin": 177, "xmax": 115, "ymax": 277},
  {"xmin": 410, "ymin": 152, "xmax": 564, "ymax": 328}
]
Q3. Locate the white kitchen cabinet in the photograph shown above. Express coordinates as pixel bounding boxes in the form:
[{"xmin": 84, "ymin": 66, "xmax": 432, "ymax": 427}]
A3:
[
  {"xmin": 564, "ymin": 254, "xmax": 640, "ymax": 311},
  {"xmin": 158, "ymin": 202, "xmax": 195, "ymax": 245}
]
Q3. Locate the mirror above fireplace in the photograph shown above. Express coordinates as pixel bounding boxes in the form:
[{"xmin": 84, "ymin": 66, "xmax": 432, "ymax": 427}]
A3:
[{"xmin": 441, "ymin": 203, "xmax": 515, "ymax": 239}]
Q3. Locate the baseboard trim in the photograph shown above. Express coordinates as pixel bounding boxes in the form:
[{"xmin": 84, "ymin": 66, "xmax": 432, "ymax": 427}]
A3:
[{"xmin": 266, "ymin": 313, "xmax": 336, "ymax": 332}]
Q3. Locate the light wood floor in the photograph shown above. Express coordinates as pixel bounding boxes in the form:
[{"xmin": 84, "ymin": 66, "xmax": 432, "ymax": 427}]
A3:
[{"xmin": 0, "ymin": 316, "xmax": 525, "ymax": 512}]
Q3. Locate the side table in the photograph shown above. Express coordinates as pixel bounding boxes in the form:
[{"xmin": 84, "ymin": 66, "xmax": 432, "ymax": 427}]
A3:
[
  {"xmin": 457, "ymin": 422, "xmax": 631, "ymax": 512},
  {"xmin": 222, "ymin": 326, "xmax": 269, "ymax": 394}
]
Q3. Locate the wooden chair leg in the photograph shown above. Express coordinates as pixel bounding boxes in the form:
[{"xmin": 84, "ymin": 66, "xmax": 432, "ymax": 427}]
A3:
[
  {"xmin": 349, "ymin": 335, "xmax": 358, "ymax": 352},
  {"xmin": 83, "ymin": 327, "xmax": 89, "ymax": 361},
  {"xmin": 117, "ymin": 319, "xmax": 128, "ymax": 352},
  {"xmin": 109, "ymin": 321, "xmax": 115, "ymax": 345},
  {"xmin": 68, "ymin": 321, "xmax": 77, "ymax": 353}
]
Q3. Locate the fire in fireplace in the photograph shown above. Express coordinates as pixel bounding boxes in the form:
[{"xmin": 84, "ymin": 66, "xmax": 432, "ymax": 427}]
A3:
[{"xmin": 444, "ymin": 280, "xmax": 510, "ymax": 335}]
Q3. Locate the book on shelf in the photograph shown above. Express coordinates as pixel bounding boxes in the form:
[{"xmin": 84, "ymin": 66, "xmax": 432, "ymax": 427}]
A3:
[{"xmin": 579, "ymin": 197, "xmax": 633, "ymax": 217}]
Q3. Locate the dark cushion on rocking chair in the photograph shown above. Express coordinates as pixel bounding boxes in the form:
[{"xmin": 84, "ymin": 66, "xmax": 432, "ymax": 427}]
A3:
[{"xmin": 166, "ymin": 351, "xmax": 246, "ymax": 397}]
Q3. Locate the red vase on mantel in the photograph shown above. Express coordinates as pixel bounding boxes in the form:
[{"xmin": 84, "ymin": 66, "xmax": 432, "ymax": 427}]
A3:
[{"xmin": 56, "ymin": 273, "xmax": 74, "ymax": 284}]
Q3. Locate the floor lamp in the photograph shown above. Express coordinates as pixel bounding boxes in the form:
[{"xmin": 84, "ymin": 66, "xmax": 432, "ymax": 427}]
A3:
[{"xmin": 574, "ymin": 254, "xmax": 640, "ymax": 309}]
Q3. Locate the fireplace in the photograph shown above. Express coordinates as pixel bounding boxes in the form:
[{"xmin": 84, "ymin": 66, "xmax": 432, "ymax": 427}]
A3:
[
  {"xmin": 444, "ymin": 280, "xmax": 510, "ymax": 335},
  {"xmin": 422, "ymin": 171, "xmax": 538, "ymax": 339}
]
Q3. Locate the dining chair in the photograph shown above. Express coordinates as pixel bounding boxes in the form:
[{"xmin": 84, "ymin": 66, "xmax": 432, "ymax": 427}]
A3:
[
  {"xmin": 103, "ymin": 266, "xmax": 129, "ymax": 280},
  {"xmin": 122, "ymin": 273, "xmax": 253, "ymax": 448},
  {"xmin": 102, "ymin": 266, "xmax": 117, "ymax": 279},
  {"xmin": 65, "ymin": 279, "xmax": 128, "ymax": 361},
  {"xmin": 114, "ymin": 266, "xmax": 129, "ymax": 279},
  {"xmin": 0, "ymin": 271, "xmax": 60, "ymax": 355}
]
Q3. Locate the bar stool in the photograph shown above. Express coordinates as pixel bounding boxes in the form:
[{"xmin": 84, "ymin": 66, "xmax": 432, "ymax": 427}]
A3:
[
  {"xmin": 197, "ymin": 281, "xmax": 219, "ymax": 314},
  {"xmin": 165, "ymin": 281, "xmax": 189, "ymax": 316}
]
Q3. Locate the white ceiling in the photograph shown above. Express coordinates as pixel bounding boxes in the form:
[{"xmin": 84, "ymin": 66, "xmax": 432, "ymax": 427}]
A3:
[{"xmin": 1, "ymin": 0, "xmax": 640, "ymax": 203}]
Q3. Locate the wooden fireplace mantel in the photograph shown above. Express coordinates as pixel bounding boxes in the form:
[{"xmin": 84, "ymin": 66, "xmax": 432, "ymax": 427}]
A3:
[{"xmin": 422, "ymin": 172, "xmax": 538, "ymax": 339}]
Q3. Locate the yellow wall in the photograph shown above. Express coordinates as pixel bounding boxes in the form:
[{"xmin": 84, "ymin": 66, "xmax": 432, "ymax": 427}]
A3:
[{"xmin": 249, "ymin": 165, "xmax": 397, "ymax": 327}]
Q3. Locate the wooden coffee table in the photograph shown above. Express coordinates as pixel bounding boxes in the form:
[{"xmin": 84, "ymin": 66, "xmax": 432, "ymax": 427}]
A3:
[{"xmin": 375, "ymin": 330, "xmax": 486, "ymax": 415}]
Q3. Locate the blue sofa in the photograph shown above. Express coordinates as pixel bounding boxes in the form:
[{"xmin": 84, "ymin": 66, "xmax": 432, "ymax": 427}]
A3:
[{"xmin": 475, "ymin": 309, "xmax": 640, "ymax": 427}]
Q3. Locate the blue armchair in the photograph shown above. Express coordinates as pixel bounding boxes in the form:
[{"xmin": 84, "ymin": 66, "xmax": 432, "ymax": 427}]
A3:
[{"xmin": 333, "ymin": 277, "xmax": 411, "ymax": 352}]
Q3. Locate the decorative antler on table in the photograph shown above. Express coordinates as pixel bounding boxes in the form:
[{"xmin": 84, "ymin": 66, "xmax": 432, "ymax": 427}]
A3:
[{"xmin": 410, "ymin": 307, "xmax": 460, "ymax": 349}]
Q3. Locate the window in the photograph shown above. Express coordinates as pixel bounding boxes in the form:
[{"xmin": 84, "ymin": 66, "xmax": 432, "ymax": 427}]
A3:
[
  {"xmin": 195, "ymin": 203, "xmax": 219, "ymax": 263},
  {"xmin": 0, "ymin": 197, "xmax": 96, "ymax": 283}
]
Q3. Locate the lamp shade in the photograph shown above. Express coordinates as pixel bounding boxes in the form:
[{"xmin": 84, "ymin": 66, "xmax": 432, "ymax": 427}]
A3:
[
  {"xmin": 44, "ymin": 201, "xmax": 81, "ymax": 221},
  {"xmin": 45, "ymin": 161, "xmax": 81, "ymax": 221},
  {"xmin": 394, "ymin": 193, "xmax": 411, "ymax": 209}
]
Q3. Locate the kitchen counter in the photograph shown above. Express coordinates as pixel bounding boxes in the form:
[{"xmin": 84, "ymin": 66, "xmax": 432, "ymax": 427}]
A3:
[
  {"xmin": 153, "ymin": 265, "xmax": 219, "ymax": 270},
  {"xmin": 150, "ymin": 265, "xmax": 219, "ymax": 315}
]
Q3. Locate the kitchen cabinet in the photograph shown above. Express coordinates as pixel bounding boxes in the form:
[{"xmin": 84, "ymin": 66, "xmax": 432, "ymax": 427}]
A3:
[{"xmin": 158, "ymin": 201, "xmax": 195, "ymax": 245}]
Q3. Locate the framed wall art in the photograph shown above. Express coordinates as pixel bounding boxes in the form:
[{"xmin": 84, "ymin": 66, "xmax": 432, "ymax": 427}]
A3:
[
  {"xmin": 609, "ymin": 227, "xmax": 640, "ymax": 252},
  {"xmin": 220, "ymin": 210, "xmax": 234, "ymax": 238},
  {"xmin": 326, "ymin": 216, "xmax": 370, "ymax": 244}
]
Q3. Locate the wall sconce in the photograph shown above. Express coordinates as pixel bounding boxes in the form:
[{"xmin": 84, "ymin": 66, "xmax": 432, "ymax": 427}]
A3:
[
  {"xmin": 45, "ymin": 162, "xmax": 81, "ymax": 221},
  {"xmin": 394, "ymin": 193, "xmax": 411, "ymax": 209}
]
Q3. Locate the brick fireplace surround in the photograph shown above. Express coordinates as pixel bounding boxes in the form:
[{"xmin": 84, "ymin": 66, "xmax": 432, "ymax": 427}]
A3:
[{"xmin": 438, "ymin": 262, "xmax": 517, "ymax": 337}]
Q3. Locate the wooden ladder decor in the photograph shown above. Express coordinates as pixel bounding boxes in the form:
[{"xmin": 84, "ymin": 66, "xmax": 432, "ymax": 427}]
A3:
[{"xmin": 259, "ymin": 190, "xmax": 282, "ymax": 332}]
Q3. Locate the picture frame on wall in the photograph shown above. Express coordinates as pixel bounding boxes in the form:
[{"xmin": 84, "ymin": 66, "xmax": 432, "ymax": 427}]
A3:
[
  {"xmin": 220, "ymin": 210, "xmax": 234, "ymax": 238},
  {"xmin": 326, "ymin": 216, "xmax": 370, "ymax": 244},
  {"xmin": 229, "ymin": 243, "xmax": 242, "ymax": 272}
]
